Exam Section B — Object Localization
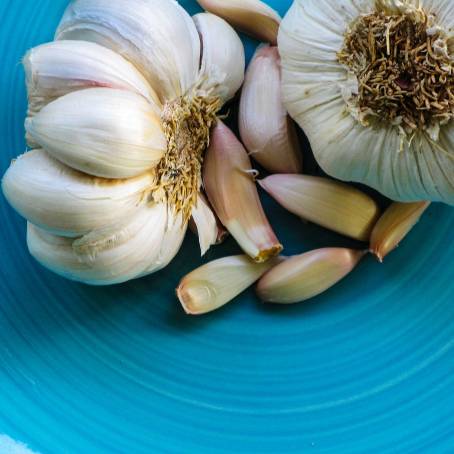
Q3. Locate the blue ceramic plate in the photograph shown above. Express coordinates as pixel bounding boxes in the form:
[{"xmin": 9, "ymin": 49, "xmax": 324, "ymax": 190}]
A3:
[{"xmin": 1, "ymin": 1, "xmax": 453, "ymax": 452}]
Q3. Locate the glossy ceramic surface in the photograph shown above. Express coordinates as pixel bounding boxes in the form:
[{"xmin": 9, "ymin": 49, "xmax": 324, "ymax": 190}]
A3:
[{"xmin": 0, "ymin": 1, "xmax": 453, "ymax": 452}]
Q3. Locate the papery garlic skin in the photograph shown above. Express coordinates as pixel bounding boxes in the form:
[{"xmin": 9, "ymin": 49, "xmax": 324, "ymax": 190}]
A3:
[
  {"xmin": 27, "ymin": 204, "xmax": 171, "ymax": 285},
  {"xmin": 2, "ymin": 149, "xmax": 154, "ymax": 238},
  {"xmin": 257, "ymin": 248, "xmax": 365, "ymax": 304},
  {"xmin": 140, "ymin": 215, "xmax": 187, "ymax": 277},
  {"xmin": 204, "ymin": 121, "xmax": 283, "ymax": 262},
  {"xmin": 177, "ymin": 255, "xmax": 279, "ymax": 315},
  {"xmin": 194, "ymin": 13, "xmax": 245, "ymax": 103},
  {"xmin": 26, "ymin": 88, "xmax": 166, "ymax": 179},
  {"xmin": 196, "ymin": 0, "xmax": 281, "ymax": 45},
  {"xmin": 259, "ymin": 174, "xmax": 380, "ymax": 241},
  {"xmin": 191, "ymin": 193, "xmax": 218, "ymax": 256},
  {"xmin": 279, "ymin": 0, "xmax": 454, "ymax": 205},
  {"xmin": 239, "ymin": 45, "xmax": 302, "ymax": 174},
  {"xmin": 370, "ymin": 201, "xmax": 430, "ymax": 261},
  {"xmin": 56, "ymin": 0, "xmax": 201, "ymax": 102},
  {"xmin": 24, "ymin": 40, "xmax": 159, "ymax": 117}
]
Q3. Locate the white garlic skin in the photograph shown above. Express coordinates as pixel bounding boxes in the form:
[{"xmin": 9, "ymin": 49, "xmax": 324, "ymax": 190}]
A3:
[{"xmin": 279, "ymin": 0, "xmax": 454, "ymax": 205}]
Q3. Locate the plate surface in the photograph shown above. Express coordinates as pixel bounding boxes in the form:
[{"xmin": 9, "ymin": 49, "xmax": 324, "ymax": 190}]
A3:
[{"xmin": 0, "ymin": 1, "xmax": 453, "ymax": 453}]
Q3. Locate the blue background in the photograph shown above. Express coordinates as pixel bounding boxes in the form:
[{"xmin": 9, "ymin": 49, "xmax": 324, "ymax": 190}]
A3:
[{"xmin": 0, "ymin": 1, "xmax": 453, "ymax": 452}]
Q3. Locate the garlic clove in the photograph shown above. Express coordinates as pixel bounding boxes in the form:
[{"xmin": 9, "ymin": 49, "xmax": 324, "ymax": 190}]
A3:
[
  {"xmin": 25, "ymin": 88, "xmax": 166, "ymax": 179},
  {"xmin": 1, "ymin": 149, "xmax": 155, "ymax": 238},
  {"xmin": 177, "ymin": 255, "xmax": 279, "ymax": 315},
  {"xmin": 56, "ymin": 0, "xmax": 200, "ymax": 102},
  {"xmin": 196, "ymin": 0, "xmax": 281, "ymax": 45},
  {"xmin": 257, "ymin": 248, "xmax": 365, "ymax": 304},
  {"xmin": 190, "ymin": 192, "xmax": 218, "ymax": 256},
  {"xmin": 193, "ymin": 13, "xmax": 245, "ymax": 103},
  {"xmin": 140, "ymin": 214, "xmax": 188, "ymax": 277},
  {"xmin": 239, "ymin": 45, "xmax": 302, "ymax": 174},
  {"xmin": 27, "ymin": 203, "xmax": 175, "ymax": 285},
  {"xmin": 259, "ymin": 174, "xmax": 381, "ymax": 242},
  {"xmin": 23, "ymin": 40, "xmax": 160, "ymax": 118},
  {"xmin": 203, "ymin": 121, "xmax": 283, "ymax": 262},
  {"xmin": 370, "ymin": 201, "xmax": 431, "ymax": 262}
]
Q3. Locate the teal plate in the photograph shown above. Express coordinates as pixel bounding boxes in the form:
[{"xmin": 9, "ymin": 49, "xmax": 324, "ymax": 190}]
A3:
[{"xmin": 1, "ymin": 1, "xmax": 453, "ymax": 453}]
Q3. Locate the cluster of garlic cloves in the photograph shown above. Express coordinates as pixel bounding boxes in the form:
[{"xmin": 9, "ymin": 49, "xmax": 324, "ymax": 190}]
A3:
[
  {"xmin": 2, "ymin": 0, "xmax": 247, "ymax": 285},
  {"xmin": 279, "ymin": 0, "xmax": 454, "ymax": 205},
  {"xmin": 2, "ymin": 0, "xmax": 439, "ymax": 312}
]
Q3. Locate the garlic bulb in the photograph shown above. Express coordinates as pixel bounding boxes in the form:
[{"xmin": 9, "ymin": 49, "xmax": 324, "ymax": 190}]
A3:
[
  {"xmin": 279, "ymin": 0, "xmax": 454, "ymax": 205},
  {"xmin": 2, "ymin": 0, "xmax": 246, "ymax": 285},
  {"xmin": 239, "ymin": 45, "xmax": 302, "ymax": 174}
]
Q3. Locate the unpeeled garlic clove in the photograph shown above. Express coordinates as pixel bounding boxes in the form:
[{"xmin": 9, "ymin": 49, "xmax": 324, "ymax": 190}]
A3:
[
  {"xmin": 1, "ymin": 149, "xmax": 155, "ymax": 237},
  {"xmin": 203, "ymin": 121, "xmax": 283, "ymax": 262},
  {"xmin": 257, "ymin": 248, "xmax": 365, "ymax": 304},
  {"xmin": 370, "ymin": 201, "xmax": 431, "ymax": 262},
  {"xmin": 196, "ymin": 0, "xmax": 281, "ymax": 45},
  {"xmin": 23, "ymin": 40, "xmax": 160, "ymax": 118},
  {"xmin": 239, "ymin": 45, "xmax": 302, "ymax": 174},
  {"xmin": 25, "ymin": 88, "xmax": 166, "ymax": 179},
  {"xmin": 27, "ymin": 203, "xmax": 177, "ymax": 285},
  {"xmin": 177, "ymin": 255, "xmax": 279, "ymax": 315},
  {"xmin": 56, "ymin": 0, "xmax": 201, "ymax": 101},
  {"xmin": 140, "ymin": 214, "xmax": 188, "ymax": 277},
  {"xmin": 190, "ymin": 192, "xmax": 218, "ymax": 256},
  {"xmin": 193, "ymin": 13, "xmax": 245, "ymax": 103},
  {"xmin": 259, "ymin": 174, "xmax": 381, "ymax": 242}
]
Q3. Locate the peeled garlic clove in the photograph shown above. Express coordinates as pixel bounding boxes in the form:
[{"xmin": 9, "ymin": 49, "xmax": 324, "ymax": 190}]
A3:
[
  {"xmin": 196, "ymin": 0, "xmax": 281, "ymax": 45},
  {"xmin": 257, "ymin": 248, "xmax": 365, "ymax": 304},
  {"xmin": 23, "ymin": 40, "xmax": 160, "ymax": 118},
  {"xmin": 56, "ymin": 0, "xmax": 200, "ymax": 101},
  {"xmin": 259, "ymin": 174, "xmax": 380, "ymax": 242},
  {"xmin": 27, "ymin": 204, "xmax": 173, "ymax": 285},
  {"xmin": 177, "ymin": 255, "xmax": 278, "ymax": 315},
  {"xmin": 191, "ymin": 193, "xmax": 218, "ymax": 256},
  {"xmin": 2, "ymin": 149, "xmax": 154, "ymax": 237},
  {"xmin": 25, "ymin": 88, "xmax": 166, "ymax": 179},
  {"xmin": 193, "ymin": 13, "xmax": 245, "ymax": 103},
  {"xmin": 370, "ymin": 201, "xmax": 431, "ymax": 262},
  {"xmin": 239, "ymin": 45, "xmax": 302, "ymax": 174},
  {"xmin": 203, "ymin": 121, "xmax": 283, "ymax": 262}
]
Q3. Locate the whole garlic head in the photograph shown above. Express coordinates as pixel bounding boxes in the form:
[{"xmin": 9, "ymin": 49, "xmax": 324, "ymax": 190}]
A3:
[
  {"xmin": 279, "ymin": 0, "xmax": 454, "ymax": 205},
  {"xmin": 2, "ymin": 0, "xmax": 246, "ymax": 285}
]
